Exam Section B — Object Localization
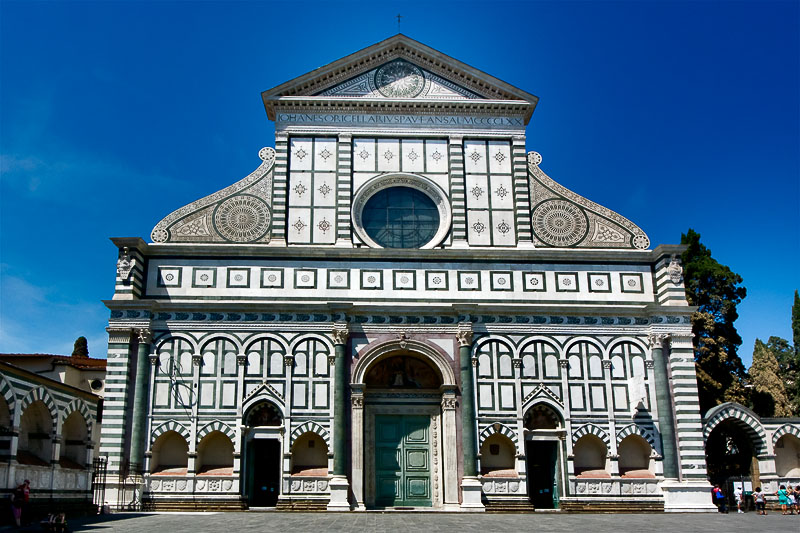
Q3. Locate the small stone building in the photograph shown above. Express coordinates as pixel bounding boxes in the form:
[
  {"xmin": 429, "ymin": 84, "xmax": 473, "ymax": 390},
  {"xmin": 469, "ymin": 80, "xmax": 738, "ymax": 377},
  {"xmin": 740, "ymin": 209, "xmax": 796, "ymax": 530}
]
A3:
[{"xmin": 0, "ymin": 360, "xmax": 101, "ymax": 519}]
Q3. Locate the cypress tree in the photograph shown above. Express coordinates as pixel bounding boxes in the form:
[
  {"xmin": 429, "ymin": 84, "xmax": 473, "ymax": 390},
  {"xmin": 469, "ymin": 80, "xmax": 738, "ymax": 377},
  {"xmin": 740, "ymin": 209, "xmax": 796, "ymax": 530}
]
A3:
[
  {"xmin": 72, "ymin": 336, "xmax": 89, "ymax": 358},
  {"xmin": 749, "ymin": 339, "xmax": 792, "ymax": 417}
]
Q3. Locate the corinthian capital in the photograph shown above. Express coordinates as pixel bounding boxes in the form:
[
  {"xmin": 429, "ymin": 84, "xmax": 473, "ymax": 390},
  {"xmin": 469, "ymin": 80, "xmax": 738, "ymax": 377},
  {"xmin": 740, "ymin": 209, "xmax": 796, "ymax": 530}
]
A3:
[
  {"xmin": 456, "ymin": 322, "xmax": 473, "ymax": 347},
  {"xmin": 332, "ymin": 322, "xmax": 349, "ymax": 345},
  {"xmin": 136, "ymin": 328, "xmax": 153, "ymax": 344},
  {"xmin": 647, "ymin": 333, "xmax": 669, "ymax": 349}
]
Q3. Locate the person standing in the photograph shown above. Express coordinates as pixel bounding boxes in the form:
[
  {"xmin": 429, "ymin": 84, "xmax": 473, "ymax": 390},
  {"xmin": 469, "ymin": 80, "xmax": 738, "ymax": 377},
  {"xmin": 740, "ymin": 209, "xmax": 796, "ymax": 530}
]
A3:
[
  {"xmin": 734, "ymin": 484, "xmax": 744, "ymax": 513},
  {"xmin": 11, "ymin": 480, "xmax": 30, "ymax": 527},
  {"xmin": 753, "ymin": 486, "xmax": 766, "ymax": 515},
  {"xmin": 712, "ymin": 484, "xmax": 728, "ymax": 513},
  {"xmin": 776, "ymin": 484, "xmax": 789, "ymax": 515}
]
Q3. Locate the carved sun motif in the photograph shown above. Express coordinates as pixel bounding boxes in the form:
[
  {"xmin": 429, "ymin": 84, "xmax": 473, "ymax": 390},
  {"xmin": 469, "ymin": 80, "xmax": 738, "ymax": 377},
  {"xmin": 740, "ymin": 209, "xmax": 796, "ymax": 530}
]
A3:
[{"xmin": 374, "ymin": 60, "xmax": 425, "ymax": 99}]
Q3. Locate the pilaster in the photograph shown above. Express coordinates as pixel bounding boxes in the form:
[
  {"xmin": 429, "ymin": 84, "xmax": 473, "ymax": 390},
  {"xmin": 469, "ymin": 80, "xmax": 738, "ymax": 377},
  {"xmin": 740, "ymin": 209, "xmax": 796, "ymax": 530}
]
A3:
[
  {"xmin": 328, "ymin": 322, "xmax": 351, "ymax": 511},
  {"xmin": 448, "ymin": 136, "xmax": 468, "ymax": 247},
  {"xmin": 511, "ymin": 135, "xmax": 534, "ymax": 247},
  {"xmin": 457, "ymin": 322, "xmax": 484, "ymax": 510},
  {"xmin": 335, "ymin": 133, "xmax": 353, "ymax": 246}
]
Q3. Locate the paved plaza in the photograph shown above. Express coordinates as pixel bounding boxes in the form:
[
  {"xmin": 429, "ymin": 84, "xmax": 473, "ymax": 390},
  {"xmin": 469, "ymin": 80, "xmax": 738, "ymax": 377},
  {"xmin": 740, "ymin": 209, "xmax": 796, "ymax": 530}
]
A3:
[{"xmin": 14, "ymin": 511, "xmax": 796, "ymax": 533}]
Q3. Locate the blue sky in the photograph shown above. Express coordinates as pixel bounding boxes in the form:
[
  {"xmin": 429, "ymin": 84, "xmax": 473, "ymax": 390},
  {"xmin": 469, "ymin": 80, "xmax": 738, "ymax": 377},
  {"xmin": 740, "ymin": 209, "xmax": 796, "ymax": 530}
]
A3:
[{"xmin": 1, "ymin": 1, "xmax": 797, "ymax": 366}]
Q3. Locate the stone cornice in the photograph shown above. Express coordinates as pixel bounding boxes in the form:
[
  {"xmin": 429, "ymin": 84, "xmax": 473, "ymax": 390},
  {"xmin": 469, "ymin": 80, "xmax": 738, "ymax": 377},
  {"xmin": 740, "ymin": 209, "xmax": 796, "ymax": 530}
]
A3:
[
  {"xmin": 261, "ymin": 34, "xmax": 539, "ymax": 121},
  {"xmin": 110, "ymin": 237, "xmax": 685, "ymax": 264}
]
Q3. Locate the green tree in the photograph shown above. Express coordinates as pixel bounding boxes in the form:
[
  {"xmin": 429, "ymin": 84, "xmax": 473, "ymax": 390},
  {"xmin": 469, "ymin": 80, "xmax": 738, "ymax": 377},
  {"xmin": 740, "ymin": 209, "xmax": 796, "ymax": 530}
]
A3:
[
  {"xmin": 681, "ymin": 229, "xmax": 747, "ymax": 412},
  {"xmin": 793, "ymin": 290, "xmax": 800, "ymax": 357},
  {"xmin": 749, "ymin": 339, "xmax": 793, "ymax": 417},
  {"xmin": 768, "ymin": 335, "xmax": 799, "ymax": 414},
  {"xmin": 72, "ymin": 336, "xmax": 89, "ymax": 357}
]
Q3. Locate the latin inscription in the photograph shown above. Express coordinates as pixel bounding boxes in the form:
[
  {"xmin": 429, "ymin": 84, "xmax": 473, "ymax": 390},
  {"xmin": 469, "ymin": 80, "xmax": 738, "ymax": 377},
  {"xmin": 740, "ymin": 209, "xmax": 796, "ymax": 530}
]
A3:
[{"xmin": 276, "ymin": 113, "xmax": 525, "ymax": 131}]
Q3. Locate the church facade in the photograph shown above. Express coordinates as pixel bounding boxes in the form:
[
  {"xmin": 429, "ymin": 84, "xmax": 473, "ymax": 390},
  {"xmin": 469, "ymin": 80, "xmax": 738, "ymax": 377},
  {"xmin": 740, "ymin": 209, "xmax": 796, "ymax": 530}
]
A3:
[{"xmin": 99, "ymin": 35, "xmax": 721, "ymax": 512}]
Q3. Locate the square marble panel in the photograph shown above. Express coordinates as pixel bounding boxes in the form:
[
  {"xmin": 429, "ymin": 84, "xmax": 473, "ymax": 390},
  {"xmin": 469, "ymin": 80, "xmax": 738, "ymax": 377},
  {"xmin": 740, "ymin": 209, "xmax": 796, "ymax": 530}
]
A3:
[
  {"xmin": 290, "ymin": 137, "xmax": 313, "ymax": 171},
  {"xmin": 312, "ymin": 173, "xmax": 337, "ymax": 207},
  {"xmin": 465, "ymin": 174, "xmax": 489, "ymax": 209},
  {"xmin": 312, "ymin": 208, "xmax": 336, "ymax": 244},
  {"xmin": 295, "ymin": 269, "xmax": 317, "ymax": 289},
  {"xmin": 261, "ymin": 269, "xmax": 284, "ymax": 288},
  {"xmin": 327, "ymin": 269, "xmax": 350, "ymax": 289},
  {"xmin": 488, "ymin": 140, "xmax": 512, "ymax": 174},
  {"xmin": 157, "ymin": 267, "xmax": 182, "ymax": 287},
  {"xmin": 467, "ymin": 210, "xmax": 491, "ymax": 246},
  {"xmin": 458, "ymin": 271, "xmax": 481, "ymax": 291},
  {"xmin": 491, "ymin": 211, "xmax": 516, "ymax": 246},
  {"xmin": 288, "ymin": 172, "xmax": 312, "ymax": 207},
  {"xmin": 393, "ymin": 270, "xmax": 416, "ymax": 290},
  {"xmin": 489, "ymin": 174, "xmax": 514, "ymax": 209},
  {"xmin": 376, "ymin": 139, "xmax": 400, "ymax": 172},
  {"xmin": 227, "ymin": 268, "xmax": 250, "ymax": 288},
  {"xmin": 353, "ymin": 138, "xmax": 375, "ymax": 172},
  {"xmin": 523, "ymin": 272, "xmax": 546, "ymax": 292},
  {"xmin": 361, "ymin": 270, "xmax": 383, "ymax": 290},
  {"xmin": 287, "ymin": 208, "xmax": 312, "ymax": 244},
  {"xmin": 314, "ymin": 138, "xmax": 337, "ymax": 171},
  {"xmin": 588, "ymin": 273, "xmax": 612, "ymax": 293},
  {"xmin": 193, "ymin": 267, "xmax": 216, "ymax": 288},
  {"xmin": 490, "ymin": 271, "xmax": 513, "ymax": 291},
  {"xmin": 425, "ymin": 139, "xmax": 448, "ymax": 172},
  {"xmin": 556, "ymin": 272, "xmax": 579, "ymax": 292},
  {"xmin": 425, "ymin": 271, "xmax": 448, "ymax": 290},
  {"xmin": 464, "ymin": 140, "xmax": 487, "ymax": 174},
  {"xmin": 620, "ymin": 273, "xmax": 644, "ymax": 293},
  {"xmin": 401, "ymin": 139, "xmax": 424, "ymax": 173}
]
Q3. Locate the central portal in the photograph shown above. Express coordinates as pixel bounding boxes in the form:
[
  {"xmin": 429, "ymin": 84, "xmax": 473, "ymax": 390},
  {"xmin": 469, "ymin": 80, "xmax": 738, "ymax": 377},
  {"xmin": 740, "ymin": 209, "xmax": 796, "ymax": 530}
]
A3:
[{"xmin": 375, "ymin": 415, "xmax": 432, "ymax": 507}]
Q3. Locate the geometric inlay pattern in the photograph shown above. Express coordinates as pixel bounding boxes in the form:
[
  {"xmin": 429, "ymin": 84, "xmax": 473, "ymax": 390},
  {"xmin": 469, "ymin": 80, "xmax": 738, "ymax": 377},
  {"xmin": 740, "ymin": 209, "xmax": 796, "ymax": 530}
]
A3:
[
  {"xmin": 213, "ymin": 194, "xmax": 271, "ymax": 243},
  {"xmin": 532, "ymin": 199, "xmax": 589, "ymax": 247}
]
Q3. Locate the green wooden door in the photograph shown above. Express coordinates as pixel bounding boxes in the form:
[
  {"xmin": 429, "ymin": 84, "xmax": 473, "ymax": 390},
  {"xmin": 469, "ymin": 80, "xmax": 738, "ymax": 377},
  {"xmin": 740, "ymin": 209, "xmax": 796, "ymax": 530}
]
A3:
[{"xmin": 375, "ymin": 415, "xmax": 432, "ymax": 507}]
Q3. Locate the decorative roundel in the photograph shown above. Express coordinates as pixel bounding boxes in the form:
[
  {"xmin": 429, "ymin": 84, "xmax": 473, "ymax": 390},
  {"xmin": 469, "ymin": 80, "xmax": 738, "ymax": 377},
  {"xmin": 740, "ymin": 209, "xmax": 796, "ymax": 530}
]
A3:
[
  {"xmin": 258, "ymin": 146, "xmax": 275, "ymax": 163},
  {"xmin": 527, "ymin": 151, "xmax": 543, "ymax": 166},
  {"xmin": 633, "ymin": 233, "xmax": 650, "ymax": 250},
  {"xmin": 532, "ymin": 199, "xmax": 589, "ymax": 247},
  {"xmin": 151, "ymin": 227, "xmax": 168, "ymax": 243},
  {"xmin": 213, "ymin": 194, "xmax": 271, "ymax": 243},
  {"xmin": 375, "ymin": 60, "xmax": 425, "ymax": 99}
]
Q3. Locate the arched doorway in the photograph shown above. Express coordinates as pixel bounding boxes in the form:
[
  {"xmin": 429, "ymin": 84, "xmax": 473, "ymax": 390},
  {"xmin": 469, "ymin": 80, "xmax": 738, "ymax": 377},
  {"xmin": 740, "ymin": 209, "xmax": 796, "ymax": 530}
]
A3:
[
  {"xmin": 243, "ymin": 400, "xmax": 282, "ymax": 507},
  {"xmin": 523, "ymin": 403, "xmax": 565, "ymax": 509},
  {"xmin": 350, "ymin": 338, "xmax": 459, "ymax": 510},
  {"xmin": 705, "ymin": 419, "xmax": 758, "ymax": 486}
]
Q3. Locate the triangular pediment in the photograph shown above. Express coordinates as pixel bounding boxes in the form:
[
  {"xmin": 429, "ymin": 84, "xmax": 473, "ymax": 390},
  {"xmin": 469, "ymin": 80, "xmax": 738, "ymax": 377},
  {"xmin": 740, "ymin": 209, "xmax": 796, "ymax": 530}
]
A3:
[
  {"xmin": 316, "ymin": 59, "xmax": 481, "ymax": 100},
  {"xmin": 262, "ymin": 34, "xmax": 538, "ymax": 122}
]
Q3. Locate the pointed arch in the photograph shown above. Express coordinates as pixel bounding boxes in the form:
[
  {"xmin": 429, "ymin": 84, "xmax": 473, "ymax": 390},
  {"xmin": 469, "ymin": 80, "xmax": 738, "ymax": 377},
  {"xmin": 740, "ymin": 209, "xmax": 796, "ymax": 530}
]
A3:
[
  {"xmin": 290, "ymin": 421, "xmax": 330, "ymax": 448},
  {"xmin": 703, "ymin": 402, "xmax": 767, "ymax": 455},
  {"xmin": 572, "ymin": 424, "xmax": 610, "ymax": 448},
  {"xmin": 197, "ymin": 420, "xmax": 235, "ymax": 443}
]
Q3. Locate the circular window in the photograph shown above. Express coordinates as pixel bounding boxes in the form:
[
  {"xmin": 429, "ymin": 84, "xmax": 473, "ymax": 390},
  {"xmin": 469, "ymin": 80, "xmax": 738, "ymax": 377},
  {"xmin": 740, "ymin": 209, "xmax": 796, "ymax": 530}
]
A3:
[
  {"xmin": 352, "ymin": 174, "xmax": 451, "ymax": 249},
  {"xmin": 362, "ymin": 187, "xmax": 439, "ymax": 248}
]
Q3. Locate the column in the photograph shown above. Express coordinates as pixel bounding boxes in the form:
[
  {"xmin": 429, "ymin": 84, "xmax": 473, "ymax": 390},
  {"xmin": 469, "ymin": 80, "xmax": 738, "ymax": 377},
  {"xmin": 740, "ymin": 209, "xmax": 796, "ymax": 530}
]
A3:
[
  {"xmin": 129, "ymin": 328, "xmax": 152, "ymax": 472},
  {"xmin": 649, "ymin": 334, "xmax": 678, "ymax": 478},
  {"xmin": 457, "ymin": 322, "xmax": 484, "ymax": 510},
  {"xmin": 602, "ymin": 359, "xmax": 618, "ymax": 476},
  {"xmin": 659, "ymin": 332, "xmax": 716, "ymax": 512},
  {"xmin": 187, "ymin": 352, "xmax": 202, "ymax": 475},
  {"xmin": 350, "ymin": 385, "xmax": 365, "ymax": 510},
  {"xmin": 441, "ymin": 390, "xmax": 459, "ymax": 508},
  {"xmin": 327, "ymin": 322, "xmax": 351, "ymax": 510}
]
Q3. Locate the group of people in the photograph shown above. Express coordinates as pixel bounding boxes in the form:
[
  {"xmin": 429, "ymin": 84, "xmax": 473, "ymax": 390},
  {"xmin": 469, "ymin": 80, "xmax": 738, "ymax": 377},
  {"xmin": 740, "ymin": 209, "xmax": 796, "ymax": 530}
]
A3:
[
  {"xmin": 775, "ymin": 484, "xmax": 800, "ymax": 515},
  {"xmin": 712, "ymin": 483, "xmax": 800, "ymax": 515}
]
